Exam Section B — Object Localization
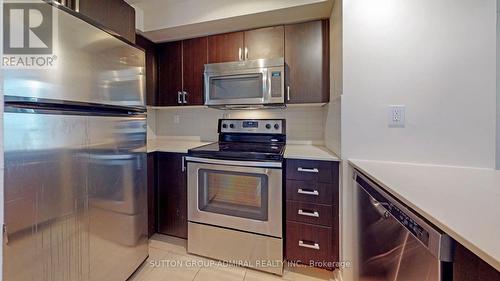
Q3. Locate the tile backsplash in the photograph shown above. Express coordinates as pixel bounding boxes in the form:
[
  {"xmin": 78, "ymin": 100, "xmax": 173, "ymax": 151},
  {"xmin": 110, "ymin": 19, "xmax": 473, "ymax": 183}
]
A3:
[{"xmin": 149, "ymin": 105, "xmax": 326, "ymax": 143}]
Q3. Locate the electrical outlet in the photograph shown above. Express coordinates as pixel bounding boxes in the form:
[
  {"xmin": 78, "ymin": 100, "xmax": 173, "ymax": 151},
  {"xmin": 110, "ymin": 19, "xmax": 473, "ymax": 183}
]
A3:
[
  {"xmin": 388, "ymin": 105, "xmax": 405, "ymax": 127},
  {"xmin": 173, "ymin": 115, "xmax": 180, "ymax": 124}
]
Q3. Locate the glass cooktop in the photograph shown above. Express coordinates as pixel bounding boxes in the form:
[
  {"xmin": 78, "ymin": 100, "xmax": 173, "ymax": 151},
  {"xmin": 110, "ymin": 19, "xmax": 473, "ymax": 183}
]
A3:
[{"xmin": 188, "ymin": 142, "xmax": 285, "ymax": 162}]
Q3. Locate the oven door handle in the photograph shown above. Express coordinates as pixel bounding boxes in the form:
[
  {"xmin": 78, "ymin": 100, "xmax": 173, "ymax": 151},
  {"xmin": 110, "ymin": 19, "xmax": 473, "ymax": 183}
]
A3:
[{"xmin": 185, "ymin": 156, "xmax": 282, "ymax": 168}]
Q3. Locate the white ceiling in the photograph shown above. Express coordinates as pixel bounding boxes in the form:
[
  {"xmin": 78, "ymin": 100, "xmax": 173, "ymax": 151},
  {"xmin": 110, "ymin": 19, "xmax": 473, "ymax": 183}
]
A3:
[{"xmin": 126, "ymin": 0, "xmax": 334, "ymax": 42}]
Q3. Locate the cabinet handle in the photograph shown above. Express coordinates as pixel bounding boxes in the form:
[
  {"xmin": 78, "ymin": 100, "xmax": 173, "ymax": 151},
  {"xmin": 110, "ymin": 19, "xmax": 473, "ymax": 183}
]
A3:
[
  {"xmin": 299, "ymin": 240, "xmax": 320, "ymax": 250},
  {"xmin": 238, "ymin": 48, "xmax": 243, "ymax": 61},
  {"xmin": 3, "ymin": 224, "xmax": 8, "ymax": 246},
  {"xmin": 287, "ymin": 86, "xmax": 290, "ymax": 101},
  {"xmin": 177, "ymin": 91, "xmax": 182, "ymax": 104},
  {"xmin": 297, "ymin": 188, "xmax": 319, "ymax": 196},
  {"xmin": 245, "ymin": 47, "xmax": 248, "ymax": 60},
  {"xmin": 182, "ymin": 156, "xmax": 186, "ymax": 172},
  {"xmin": 297, "ymin": 167, "xmax": 319, "ymax": 173},
  {"xmin": 182, "ymin": 91, "xmax": 187, "ymax": 104},
  {"xmin": 298, "ymin": 209, "xmax": 319, "ymax": 218}
]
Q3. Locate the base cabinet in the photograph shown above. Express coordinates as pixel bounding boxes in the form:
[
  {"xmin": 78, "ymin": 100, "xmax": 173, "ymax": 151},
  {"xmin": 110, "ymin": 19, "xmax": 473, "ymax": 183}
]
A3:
[
  {"xmin": 454, "ymin": 244, "xmax": 500, "ymax": 281},
  {"xmin": 157, "ymin": 152, "xmax": 188, "ymax": 239},
  {"xmin": 285, "ymin": 159, "xmax": 339, "ymax": 269}
]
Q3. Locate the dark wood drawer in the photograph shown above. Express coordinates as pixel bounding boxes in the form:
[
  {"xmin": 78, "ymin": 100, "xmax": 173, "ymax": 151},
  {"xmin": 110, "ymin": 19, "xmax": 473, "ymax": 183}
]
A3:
[
  {"xmin": 286, "ymin": 159, "xmax": 335, "ymax": 183},
  {"xmin": 286, "ymin": 221, "xmax": 336, "ymax": 267},
  {"xmin": 286, "ymin": 180, "xmax": 334, "ymax": 205},
  {"xmin": 286, "ymin": 201, "xmax": 333, "ymax": 226}
]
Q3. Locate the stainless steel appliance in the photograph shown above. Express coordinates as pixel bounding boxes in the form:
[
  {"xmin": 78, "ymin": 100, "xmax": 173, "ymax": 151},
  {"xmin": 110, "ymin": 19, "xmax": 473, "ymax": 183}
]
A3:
[
  {"xmin": 353, "ymin": 170, "xmax": 455, "ymax": 281},
  {"xmin": 204, "ymin": 58, "xmax": 285, "ymax": 108},
  {"xmin": 3, "ymin": 3, "xmax": 148, "ymax": 281},
  {"xmin": 187, "ymin": 119, "xmax": 286, "ymax": 275}
]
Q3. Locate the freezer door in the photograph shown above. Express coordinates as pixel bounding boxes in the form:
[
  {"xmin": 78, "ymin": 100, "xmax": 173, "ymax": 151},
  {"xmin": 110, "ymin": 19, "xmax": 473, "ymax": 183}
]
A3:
[
  {"xmin": 3, "ymin": 108, "xmax": 148, "ymax": 281},
  {"xmin": 3, "ymin": 3, "xmax": 145, "ymax": 108}
]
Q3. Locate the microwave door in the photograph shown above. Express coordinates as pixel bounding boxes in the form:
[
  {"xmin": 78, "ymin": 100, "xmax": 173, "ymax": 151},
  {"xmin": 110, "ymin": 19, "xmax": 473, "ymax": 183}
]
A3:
[{"xmin": 206, "ymin": 72, "xmax": 267, "ymax": 105}]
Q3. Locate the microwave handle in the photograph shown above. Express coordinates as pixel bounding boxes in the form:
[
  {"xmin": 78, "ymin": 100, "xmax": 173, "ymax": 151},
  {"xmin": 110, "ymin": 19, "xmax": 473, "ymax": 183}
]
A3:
[{"xmin": 210, "ymin": 74, "xmax": 262, "ymax": 80}]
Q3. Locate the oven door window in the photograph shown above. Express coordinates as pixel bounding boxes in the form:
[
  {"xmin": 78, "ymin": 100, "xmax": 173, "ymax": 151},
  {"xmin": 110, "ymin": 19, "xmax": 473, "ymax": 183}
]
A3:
[
  {"xmin": 198, "ymin": 169, "xmax": 268, "ymax": 221},
  {"xmin": 209, "ymin": 73, "xmax": 263, "ymax": 100}
]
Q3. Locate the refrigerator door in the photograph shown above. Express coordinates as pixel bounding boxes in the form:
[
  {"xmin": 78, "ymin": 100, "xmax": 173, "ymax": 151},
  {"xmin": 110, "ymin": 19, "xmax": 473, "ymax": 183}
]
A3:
[
  {"xmin": 3, "ymin": 106, "xmax": 148, "ymax": 281},
  {"xmin": 3, "ymin": 3, "xmax": 145, "ymax": 108}
]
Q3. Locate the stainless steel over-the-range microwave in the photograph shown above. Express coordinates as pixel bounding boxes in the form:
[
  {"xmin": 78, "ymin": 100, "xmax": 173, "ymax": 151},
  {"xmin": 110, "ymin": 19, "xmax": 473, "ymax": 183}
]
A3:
[{"xmin": 204, "ymin": 57, "xmax": 285, "ymax": 107}]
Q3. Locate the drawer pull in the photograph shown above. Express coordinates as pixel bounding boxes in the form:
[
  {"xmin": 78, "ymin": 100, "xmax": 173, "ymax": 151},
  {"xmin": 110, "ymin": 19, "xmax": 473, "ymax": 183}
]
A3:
[
  {"xmin": 297, "ymin": 167, "xmax": 319, "ymax": 173},
  {"xmin": 297, "ymin": 188, "xmax": 319, "ymax": 196},
  {"xmin": 298, "ymin": 209, "xmax": 319, "ymax": 217},
  {"xmin": 299, "ymin": 240, "xmax": 320, "ymax": 250}
]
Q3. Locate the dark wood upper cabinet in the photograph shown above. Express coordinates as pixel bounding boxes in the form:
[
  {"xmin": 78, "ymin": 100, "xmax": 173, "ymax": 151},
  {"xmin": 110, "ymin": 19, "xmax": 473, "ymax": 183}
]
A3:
[
  {"xmin": 153, "ymin": 20, "xmax": 329, "ymax": 106},
  {"xmin": 136, "ymin": 34, "xmax": 158, "ymax": 106},
  {"xmin": 208, "ymin": 32, "xmax": 244, "ymax": 63},
  {"xmin": 157, "ymin": 153, "xmax": 188, "ymax": 239},
  {"xmin": 78, "ymin": 0, "xmax": 136, "ymax": 44},
  {"xmin": 285, "ymin": 20, "xmax": 330, "ymax": 104},
  {"xmin": 244, "ymin": 26, "xmax": 284, "ymax": 60},
  {"xmin": 182, "ymin": 37, "xmax": 208, "ymax": 105},
  {"xmin": 157, "ymin": 41, "xmax": 183, "ymax": 106}
]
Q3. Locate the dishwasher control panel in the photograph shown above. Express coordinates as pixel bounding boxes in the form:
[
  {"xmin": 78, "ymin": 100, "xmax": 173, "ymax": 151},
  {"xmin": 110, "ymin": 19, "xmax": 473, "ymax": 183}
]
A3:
[{"xmin": 388, "ymin": 203, "xmax": 430, "ymax": 246}]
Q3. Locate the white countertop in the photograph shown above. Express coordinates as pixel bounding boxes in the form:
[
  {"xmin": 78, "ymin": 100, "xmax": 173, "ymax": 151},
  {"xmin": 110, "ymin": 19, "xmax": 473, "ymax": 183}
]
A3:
[
  {"xmin": 148, "ymin": 139, "xmax": 340, "ymax": 162},
  {"xmin": 349, "ymin": 159, "xmax": 500, "ymax": 271},
  {"xmin": 284, "ymin": 144, "xmax": 340, "ymax": 161},
  {"xmin": 147, "ymin": 138, "xmax": 212, "ymax": 153}
]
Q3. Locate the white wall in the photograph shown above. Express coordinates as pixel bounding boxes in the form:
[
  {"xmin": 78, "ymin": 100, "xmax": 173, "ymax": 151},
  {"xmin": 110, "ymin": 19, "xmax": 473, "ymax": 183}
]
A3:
[
  {"xmin": 335, "ymin": 1, "xmax": 497, "ymax": 280},
  {"xmin": 324, "ymin": 0, "xmax": 342, "ymax": 156},
  {"xmin": 342, "ymin": 0, "xmax": 497, "ymax": 168},
  {"xmin": 151, "ymin": 106, "xmax": 327, "ymax": 143}
]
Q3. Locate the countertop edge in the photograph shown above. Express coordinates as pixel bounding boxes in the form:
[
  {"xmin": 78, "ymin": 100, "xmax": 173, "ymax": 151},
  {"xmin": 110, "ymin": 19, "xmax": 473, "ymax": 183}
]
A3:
[{"xmin": 348, "ymin": 160, "xmax": 500, "ymax": 272}]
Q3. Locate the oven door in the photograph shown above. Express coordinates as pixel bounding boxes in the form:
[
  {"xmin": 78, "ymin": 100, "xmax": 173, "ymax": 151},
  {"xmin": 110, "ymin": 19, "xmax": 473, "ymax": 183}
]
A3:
[{"xmin": 187, "ymin": 157, "xmax": 282, "ymax": 238}]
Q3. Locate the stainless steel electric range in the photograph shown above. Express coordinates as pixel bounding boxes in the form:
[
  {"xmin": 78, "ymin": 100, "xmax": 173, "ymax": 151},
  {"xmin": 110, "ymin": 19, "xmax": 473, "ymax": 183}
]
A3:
[{"xmin": 186, "ymin": 119, "xmax": 286, "ymax": 275}]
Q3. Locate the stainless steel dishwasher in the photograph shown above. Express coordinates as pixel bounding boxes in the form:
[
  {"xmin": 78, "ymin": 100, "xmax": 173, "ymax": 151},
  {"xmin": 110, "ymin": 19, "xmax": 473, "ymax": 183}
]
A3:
[{"xmin": 353, "ymin": 170, "xmax": 455, "ymax": 281}]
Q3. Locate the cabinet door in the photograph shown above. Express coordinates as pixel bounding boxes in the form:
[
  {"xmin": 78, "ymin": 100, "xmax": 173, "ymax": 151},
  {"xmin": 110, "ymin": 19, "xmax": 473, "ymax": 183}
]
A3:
[
  {"xmin": 244, "ymin": 26, "xmax": 284, "ymax": 60},
  {"xmin": 208, "ymin": 32, "xmax": 244, "ymax": 63},
  {"xmin": 183, "ymin": 37, "xmax": 208, "ymax": 105},
  {"xmin": 157, "ymin": 153, "xmax": 187, "ymax": 239},
  {"xmin": 285, "ymin": 20, "xmax": 329, "ymax": 104},
  {"xmin": 147, "ymin": 153, "xmax": 157, "ymax": 238},
  {"xmin": 79, "ymin": 0, "xmax": 136, "ymax": 43},
  {"xmin": 136, "ymin": 34, "xmax": 158, "ymax": 106},
  {"xmin": 157, "ymin": 41, "xmax": 183, "ymax": 106}
]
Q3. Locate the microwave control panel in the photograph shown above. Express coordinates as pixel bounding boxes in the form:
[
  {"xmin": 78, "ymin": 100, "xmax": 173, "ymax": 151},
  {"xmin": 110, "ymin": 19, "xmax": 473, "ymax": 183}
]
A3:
[{"xmin": 270, "ymin": 70, "xmax": 283, "ymax": 98}]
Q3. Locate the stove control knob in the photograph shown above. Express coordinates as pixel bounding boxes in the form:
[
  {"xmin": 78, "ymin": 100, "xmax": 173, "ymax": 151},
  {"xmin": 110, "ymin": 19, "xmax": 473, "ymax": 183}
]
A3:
[
  {"xmin": 274, "ymin": 124, "xmax": 280, "ymax": 130},
  {"xmin": 229, "ymin": 124, "xmax": 235, "ymax": 129},
  {"xmin": 266, "ymin": 124, "xmax": 272, "ymax": 129},
  {"xmin": 222, "ymin": 124, "xmax": 228, "ymax": 129}
]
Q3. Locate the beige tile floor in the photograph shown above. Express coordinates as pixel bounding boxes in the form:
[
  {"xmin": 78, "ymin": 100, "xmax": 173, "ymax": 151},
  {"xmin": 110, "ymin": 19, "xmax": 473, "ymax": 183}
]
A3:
[{"xmin": 129, "ymin": 234, "xmax": 339, "ymax": 281}]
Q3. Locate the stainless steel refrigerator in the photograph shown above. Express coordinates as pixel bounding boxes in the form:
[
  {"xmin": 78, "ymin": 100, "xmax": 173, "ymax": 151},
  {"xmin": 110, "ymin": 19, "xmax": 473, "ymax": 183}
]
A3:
[{"xmin": 3, "ymin": 3, "xmax": 148, "ymax": 281}]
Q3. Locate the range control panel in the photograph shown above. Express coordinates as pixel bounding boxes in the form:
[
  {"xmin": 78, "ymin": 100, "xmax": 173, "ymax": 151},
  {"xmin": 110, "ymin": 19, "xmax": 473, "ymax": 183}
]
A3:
[{"xmin": 219, "ymin": 119, "xmax": 285, "ymax": 134}]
